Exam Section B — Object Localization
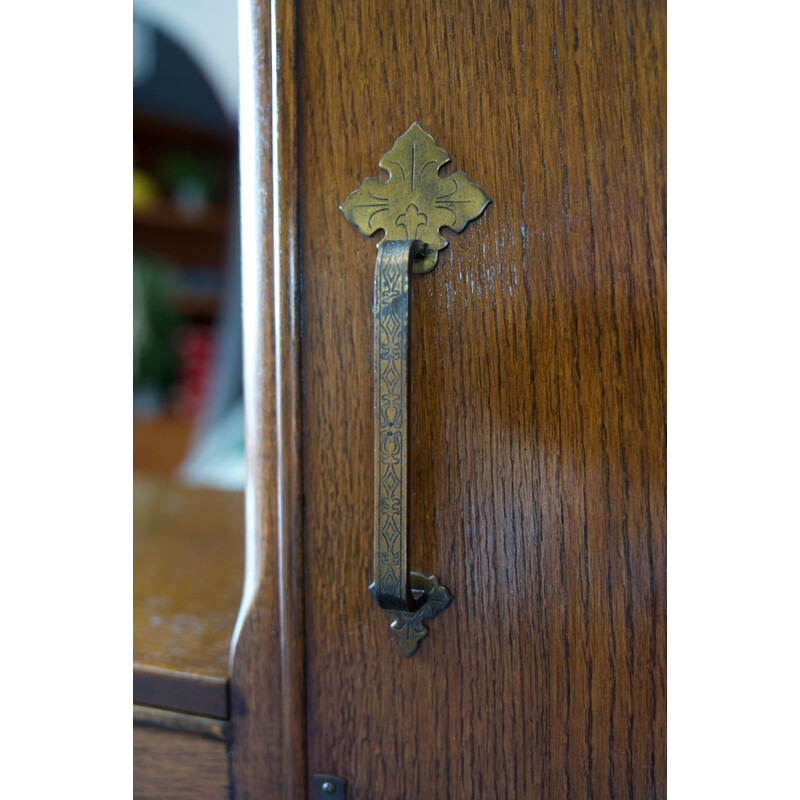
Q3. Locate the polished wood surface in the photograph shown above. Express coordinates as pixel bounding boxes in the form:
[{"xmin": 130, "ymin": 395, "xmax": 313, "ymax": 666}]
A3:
[
  {"xmin": 295, "ymin": 1, "xmax": 666, "ymax": 798},
  {"xmin": 133, "ymin": 474, "xmax": 244, "ymax": 717},
  {"xmin": 133, "ymin": 724, "xmax": 231, "ymax": 800},
  {"xmin": 228, "ymin": 1, "xmax": 306, "ymax": 796}
]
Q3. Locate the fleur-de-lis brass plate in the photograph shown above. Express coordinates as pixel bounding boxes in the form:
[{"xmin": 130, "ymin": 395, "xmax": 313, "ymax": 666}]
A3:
[
  {"xmin": 341, "ymin": 122, "xmax": 490, "ymax": 272},
  {"xmin": 340, "ymin": 125, "xmax": 489, "ymax": 655}
]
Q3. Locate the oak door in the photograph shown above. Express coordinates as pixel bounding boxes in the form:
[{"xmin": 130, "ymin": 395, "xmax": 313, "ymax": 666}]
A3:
[{"xmin": 240, "ymin": 0, "xmax": 665, "ymax": 797}]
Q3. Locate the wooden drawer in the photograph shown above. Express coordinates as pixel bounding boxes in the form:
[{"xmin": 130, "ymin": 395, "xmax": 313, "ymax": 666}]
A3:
[{"xmin": 133, "ymin": 708, "xmax": 231, "ymax": 800}]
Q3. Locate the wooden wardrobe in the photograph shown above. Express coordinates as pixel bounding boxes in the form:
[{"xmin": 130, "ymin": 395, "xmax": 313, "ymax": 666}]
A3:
[{"xmin": 134, "ymin": 0, "xmax": 666, "ymax": 797}]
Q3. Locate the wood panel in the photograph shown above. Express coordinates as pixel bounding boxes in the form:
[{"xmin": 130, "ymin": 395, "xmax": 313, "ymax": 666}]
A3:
[
  {"xmin": 298, "ymin": 1, "xmax": 665, "ymax": 798},
  {"xmin": 133, "ymin": 724, "xmax": 231, "ymax": 800},
  {"xmin": 133, "ymin": 475, "xmax": 244, "ymax": 717}
]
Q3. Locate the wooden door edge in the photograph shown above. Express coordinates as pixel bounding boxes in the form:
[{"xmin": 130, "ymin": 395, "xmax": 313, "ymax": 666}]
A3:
[{"xmin": 228, "ymin": 1, "xmax": 307, "ymax": 798}]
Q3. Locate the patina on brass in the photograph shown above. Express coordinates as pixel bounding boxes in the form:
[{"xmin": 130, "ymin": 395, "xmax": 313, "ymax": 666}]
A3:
[
  {"xmin": 341, "ymin": 122, "xmax": 490, "ymax": 273},
  {"xmin": 341, "ymin": 124, "xmax": 490, "ymax": 656},
  {"xmin": 368, "ymin": 240, "xmax": 451, "ymax": 656}
]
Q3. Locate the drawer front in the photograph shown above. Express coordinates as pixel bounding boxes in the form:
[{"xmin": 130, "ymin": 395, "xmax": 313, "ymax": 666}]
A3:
[{"xmin": 134, "ymin": 724, "xmax": 230, "ymax": 800}]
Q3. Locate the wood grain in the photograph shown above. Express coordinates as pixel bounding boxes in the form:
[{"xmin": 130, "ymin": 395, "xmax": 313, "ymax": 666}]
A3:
[
  {"xmin": 134, "ymin": 704, "xmax": 231, "ymax": 741},
  {"xmin": 133, "ymin": 724, "xmax": 231, "ymax": 800},
  {"xmin": 297, "ymin": 1, "xmax": 665, "ymax": 798},
  {"xmin": 133, "ymin": 475, "xmax": 244, "ymax": 718},
  {"xmin": 228, "ymin": 1, "xmax": 306, "ymax": 797}
]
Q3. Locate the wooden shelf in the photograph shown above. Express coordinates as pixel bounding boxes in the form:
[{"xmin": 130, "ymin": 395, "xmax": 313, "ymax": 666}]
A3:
[
  {"xmin": 133, "ymin": 474, "xmax": 244, "ymax": 719},
  {"xmin": 133, "ymin": 109, "xmax": 236, "ymax": 270},
  {"xmin": 134, "ymin": 111, "xmax": 236, "ymax": 157},
  {"xmin": 134, "ymin": 204, "xmax": 229, "ymax": 236},
  {"xmin": 175, "ymin": 294, "xmax": 220, "ymax": 321},
  {"xmin": 134, "ymin": 203, "xmax": 229, "ymax": 265}
]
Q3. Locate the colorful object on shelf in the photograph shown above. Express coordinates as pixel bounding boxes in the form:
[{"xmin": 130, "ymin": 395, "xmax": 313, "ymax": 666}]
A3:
[
  {"xmin": 175, "ymin": 326, "xmax": 215, "ymax": 418},
  {"xmin": 133, "ymin": 253, "xmax": 179, "ymax": 413},
  {"xmin": 157, "ymin": 148, "xmax": 225, "ymax": 215},
  {"xmin": 133, "ymin": 166, "xmax": 161, "ymax": 211}
]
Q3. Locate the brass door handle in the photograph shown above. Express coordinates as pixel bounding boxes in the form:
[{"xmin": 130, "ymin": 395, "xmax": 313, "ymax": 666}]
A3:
[
  {"xmin": 369, "ymin": 239, "xmax": 452, "ymax": 655},
  {"xmin": 341, "ymin": 123, "xmax": 490, "ymax": 655}
]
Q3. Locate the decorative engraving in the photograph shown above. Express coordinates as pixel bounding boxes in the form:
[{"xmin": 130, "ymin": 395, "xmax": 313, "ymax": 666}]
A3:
[
  {"xmin": 341, "ymin": 123, "xmax": 490, "ymax": 272},
  {"xmin": 368, "ymin": 241, "xmax": 453, "ymax": 655},
  {"xmin": 373, "ymin": 241, "xmax": 410, "ymax": 605},
  {"xmin": 370, "ymin": 573, "xmax": 452, "ymax": 657},
  {"xmin": 340, "ymin": 123, "xmax": 488, "ymax": 656}
]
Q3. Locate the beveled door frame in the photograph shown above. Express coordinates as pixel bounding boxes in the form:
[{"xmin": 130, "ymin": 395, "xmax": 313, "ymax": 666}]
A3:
[{"xmin": 228, "ymin": 0, "xmax": 307, "ymax": 798}]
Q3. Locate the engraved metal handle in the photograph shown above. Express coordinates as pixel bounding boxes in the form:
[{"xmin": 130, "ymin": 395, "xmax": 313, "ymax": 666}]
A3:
[
  {"xmin": 340, "ymin": 123, "xmax": 490, "ymax": 656},
  {"xmin": 368, "ymin": 239, "xmax": 452, "ymax": 655}
]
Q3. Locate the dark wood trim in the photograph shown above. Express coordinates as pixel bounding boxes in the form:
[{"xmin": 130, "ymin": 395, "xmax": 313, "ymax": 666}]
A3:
[
  {"xmin": 133, "ymin": 665, "xmax": 229, "ymax": 720},
  {"xmin": 229, "ymin": 0, "xmax": 306, "ymax": 798},
  {"xmin": 134, "ymin": 724, "xmax": 232, "ymax": 799},
  {"xmin": 133, "ymin": 704, "xmax": 231, "ymax": 742},
  {"xmin": 272, "ymin": 0, "xmax": 306, "ymax": 795}
]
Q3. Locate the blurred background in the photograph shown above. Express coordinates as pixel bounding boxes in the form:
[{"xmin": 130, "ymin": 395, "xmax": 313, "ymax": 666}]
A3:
[
  {"xmin": 133, "ymin": 0, "xmax": 242, "ymax": 490},
  {"xmin": 132, "ymin": 0, "xmax": 246, "ymax": 729}
]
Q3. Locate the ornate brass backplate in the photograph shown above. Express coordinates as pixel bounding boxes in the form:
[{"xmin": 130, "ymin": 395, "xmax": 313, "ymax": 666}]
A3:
[
  {"xmin": 341, "ymin": 122, "xmax": 490, "ymax": 272},
  {"xmin": 341, "ymin": 124, "xmax": 490, "ymax": 655}
]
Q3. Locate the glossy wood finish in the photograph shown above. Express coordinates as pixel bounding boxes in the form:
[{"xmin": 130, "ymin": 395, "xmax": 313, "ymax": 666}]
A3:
[
  {"xmin": 296, "ymin": 1, "xmax": 665, "ymax": 798},
  {"xmin": 133, "ymin": 475, "xmax": 244, "ymax": 717},
  {"xmin": 133, "ymin": 724, "xmax": 231, "ymax": 799},
  {"xmin": 228, "ymin": 0, "xmax": 306, "ymax": 796}
]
